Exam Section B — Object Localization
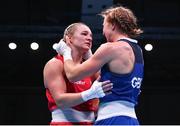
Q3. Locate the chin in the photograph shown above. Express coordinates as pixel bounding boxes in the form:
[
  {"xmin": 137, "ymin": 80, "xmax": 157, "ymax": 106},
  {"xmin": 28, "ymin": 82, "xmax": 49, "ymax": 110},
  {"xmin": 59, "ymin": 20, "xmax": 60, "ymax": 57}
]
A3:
[
  {"xmin": 84, "ymin": 45, "xmax": 91, "ymax": 50},
  {"xmin": 84, "ymin": 48, "xmax": 90, "ymax": 51},
  {"xmin": 82, "ymin": 48, "xmax": 89, "ymax": 53}
]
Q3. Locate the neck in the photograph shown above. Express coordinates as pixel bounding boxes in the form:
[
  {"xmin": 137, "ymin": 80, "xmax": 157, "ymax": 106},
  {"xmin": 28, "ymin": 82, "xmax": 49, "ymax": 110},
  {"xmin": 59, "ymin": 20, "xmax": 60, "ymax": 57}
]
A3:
[
  {"xmin": 113, "ymin": 34, "xmax": 129, "ymax": 42},
  {"xmin": 71, "ymin": 49, "xmax": 83, "ymax": 63}
]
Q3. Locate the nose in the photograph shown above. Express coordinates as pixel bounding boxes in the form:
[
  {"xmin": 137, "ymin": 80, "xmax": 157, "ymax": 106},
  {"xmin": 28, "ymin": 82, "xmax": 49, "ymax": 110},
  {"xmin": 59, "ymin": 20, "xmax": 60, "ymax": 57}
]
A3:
[{"xmin": 87, "ymin": 35, "xmax": 92, "ymax": 42}]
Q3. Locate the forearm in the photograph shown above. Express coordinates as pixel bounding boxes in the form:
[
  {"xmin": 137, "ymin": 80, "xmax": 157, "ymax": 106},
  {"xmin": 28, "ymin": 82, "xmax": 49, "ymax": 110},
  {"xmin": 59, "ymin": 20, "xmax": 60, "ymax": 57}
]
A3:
[
  {"xmin": 55, "ymin": 93, "xmax": 84, "ymax": 109},
  {"xmin": 55, "ymin": 77, "xmax": 113, "ymax": 109},
  {"xmin": 54, "ymin": 39, "xmax": 103, "ymax": 81},
  {"xmin": 64, "ymin": 60, "xmax": 94, "ymax": 82}
]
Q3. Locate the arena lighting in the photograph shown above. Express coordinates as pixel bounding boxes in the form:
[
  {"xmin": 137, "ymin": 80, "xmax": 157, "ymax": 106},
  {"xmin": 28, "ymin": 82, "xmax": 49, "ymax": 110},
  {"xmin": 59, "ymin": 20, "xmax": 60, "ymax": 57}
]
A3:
[
  {"xmin": 8, "ymin": 42, "xmax": 17, "ymax": 50},
  {"xmin": 52, "ymin": 43, "xmax": 58, "ymax": 50},
  {"xmin": 145, "ymin": 44, "xmax": 153, "ymax": 51},
  {"xmin": 30, "ymin": 42, "xmax": 39, "ymax": 50}
]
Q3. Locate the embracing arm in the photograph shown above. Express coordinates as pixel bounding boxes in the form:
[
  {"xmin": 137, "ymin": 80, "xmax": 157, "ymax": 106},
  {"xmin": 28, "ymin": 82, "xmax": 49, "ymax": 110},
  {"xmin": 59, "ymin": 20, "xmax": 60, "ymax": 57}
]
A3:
[{"xmin": 64, "ymin": 43, "xmax": 112, "ymax": 82}]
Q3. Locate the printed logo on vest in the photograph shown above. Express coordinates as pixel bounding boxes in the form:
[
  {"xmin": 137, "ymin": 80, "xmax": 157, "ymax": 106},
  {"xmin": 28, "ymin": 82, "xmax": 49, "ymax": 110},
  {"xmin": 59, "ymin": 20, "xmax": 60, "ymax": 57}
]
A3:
[
  {"xmin": 74, "ymin": 80, "xmax": 86, "ymax": 85},
  {"xmin": 131, "ymin": 77, "xmax": 142, "ymax": 89}
]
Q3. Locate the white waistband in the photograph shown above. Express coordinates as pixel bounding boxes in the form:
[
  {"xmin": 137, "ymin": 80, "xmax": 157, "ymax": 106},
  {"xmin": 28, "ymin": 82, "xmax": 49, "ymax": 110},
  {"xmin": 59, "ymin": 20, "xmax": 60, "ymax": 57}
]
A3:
[
  {"xmin": 96, "ymin": 100, "xmax": 137, "ymax": 121},
  {"xmin": 51, "ymin": 108, "xmax": 95, "ymax": 122}
]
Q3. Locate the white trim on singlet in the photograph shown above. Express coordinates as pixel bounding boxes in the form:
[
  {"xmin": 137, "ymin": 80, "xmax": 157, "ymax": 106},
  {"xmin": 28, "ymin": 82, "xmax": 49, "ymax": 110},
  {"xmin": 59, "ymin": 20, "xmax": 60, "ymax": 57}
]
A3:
[
  {"xmin": 96, "ymin": 100, "xmax": 137, "ymax": 121},
  {"xmin": 51, "ymin": 108, "xmax": 95, "ymax": 122},
  {"xmin": 119, "ymin": 37, "xmax": 138, "ymax": 43}
]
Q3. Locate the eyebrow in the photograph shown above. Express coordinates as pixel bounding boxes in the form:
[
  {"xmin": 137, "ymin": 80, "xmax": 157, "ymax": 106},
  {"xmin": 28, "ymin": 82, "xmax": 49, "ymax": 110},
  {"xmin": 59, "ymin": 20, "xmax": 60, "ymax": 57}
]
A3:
[{"xmin": 82, "ymin": 30, "xmax": 92, "ymax": 35}]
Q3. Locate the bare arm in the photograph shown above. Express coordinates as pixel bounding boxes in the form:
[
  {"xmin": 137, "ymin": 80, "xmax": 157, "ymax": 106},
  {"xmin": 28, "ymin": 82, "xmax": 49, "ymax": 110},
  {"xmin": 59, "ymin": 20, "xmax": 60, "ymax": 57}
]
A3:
[
  {"xmin": 43, "ymin": 58, "xmax": 84, "ymax": 109},
  {"xmin": 64, "ymin": 43, "xmax": 112, "ymax": 82},
  {"xmin": 83, "ymin": 49, "xmax": 100, "ymax": 81},
  {"xmin": 43, "ymin": 57, "xmax": 113, "ymax": 109}
]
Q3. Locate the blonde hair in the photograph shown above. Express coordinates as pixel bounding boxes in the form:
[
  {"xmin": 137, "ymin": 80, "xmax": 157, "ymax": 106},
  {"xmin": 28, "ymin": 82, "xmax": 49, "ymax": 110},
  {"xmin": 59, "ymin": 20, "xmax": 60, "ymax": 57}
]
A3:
[
  {"xmin": 100, "ymin": 6, "xmax": 143, "ymax": 38},
  {"xmin": 63, "ymin": 22, "xmax": 87, "ymax": 41}
]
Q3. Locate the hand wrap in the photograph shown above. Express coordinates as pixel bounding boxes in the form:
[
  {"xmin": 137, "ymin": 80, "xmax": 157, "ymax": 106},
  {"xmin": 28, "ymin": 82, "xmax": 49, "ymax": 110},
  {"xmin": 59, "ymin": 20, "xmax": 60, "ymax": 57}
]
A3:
[
  {"xmin": 81, "ymin": 80, "xmax": 105, "ymax": 101},
  {"xmin": 54, "ymin": 39, "xmax": 72, "ymax": 61}
]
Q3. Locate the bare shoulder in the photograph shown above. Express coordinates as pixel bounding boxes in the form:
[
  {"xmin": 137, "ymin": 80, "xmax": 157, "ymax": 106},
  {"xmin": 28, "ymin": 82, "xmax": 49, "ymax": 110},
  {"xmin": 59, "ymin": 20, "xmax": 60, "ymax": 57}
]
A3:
[
  {"xmin": 111, "ymin": 41, "xmax": 133, "ymax": 52},
  {"xmin": 43, "ymin": 57, "xmax": 64, "ymax": 87},
  {"xmin": 44, "ymin": 57, "xmax": 63, "ymax": 74},
  {"xmin": 97, "ymin": 42, "xmax": 115, "ymax": 54},
  {"xmin": 98, "ymin": 42, "xmax": 133, "ymax": 55},
  {"xmin": 100, "ymin": 42, "xmax": 133, "ymax": 61},
  {"xmin": 99, "ymin": 42, "xmax": 113, "ymax": 48},
  {"xmin": 90, "ymin": 42, "xmax": 116, "ymax": 63},
  {"xmin": 105, "ymin": 42, "xmax": 134, "ymax": 74}
]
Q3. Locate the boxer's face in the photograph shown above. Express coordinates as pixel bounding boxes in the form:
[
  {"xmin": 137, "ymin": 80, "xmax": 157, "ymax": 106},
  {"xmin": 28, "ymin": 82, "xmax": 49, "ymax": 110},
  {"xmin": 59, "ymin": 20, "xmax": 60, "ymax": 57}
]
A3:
[
  {"xmin": 102, "ymin": 17, "xmax": 113, "ymax": 42},
  {"xmin": 70, "ymin": 24, "xmax": 92, "ymax": 51}
]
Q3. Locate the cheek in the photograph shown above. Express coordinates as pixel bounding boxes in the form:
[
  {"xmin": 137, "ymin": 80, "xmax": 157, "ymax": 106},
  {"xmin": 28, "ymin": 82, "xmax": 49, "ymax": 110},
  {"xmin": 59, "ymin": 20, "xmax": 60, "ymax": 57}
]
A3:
[
  {"xmin": 73, "ymin": 36, "xmax": 82, "ymax": 43},
  {"xmin": 103, "ymin": 27, "xmax": 106, "ymax": 35},
  {"xmin": 89, "ymin": 42, "xmax": 92, "ymax": 48},
  {"xmin": 103, "ymin": 27, "xmax": 109, "ymax": 37}
]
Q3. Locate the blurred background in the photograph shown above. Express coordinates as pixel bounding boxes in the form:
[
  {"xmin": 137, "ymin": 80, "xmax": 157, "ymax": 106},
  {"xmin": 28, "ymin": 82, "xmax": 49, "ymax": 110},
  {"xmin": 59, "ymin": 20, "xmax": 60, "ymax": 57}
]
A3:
[{"xmin": 0, "ymin": 0, "xmax": 180, "ymax": 124}]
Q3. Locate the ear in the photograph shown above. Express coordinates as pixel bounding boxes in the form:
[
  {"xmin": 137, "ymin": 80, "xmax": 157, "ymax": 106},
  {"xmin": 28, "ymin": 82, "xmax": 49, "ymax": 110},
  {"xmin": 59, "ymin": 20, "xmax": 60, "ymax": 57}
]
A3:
[
  {"xmin": 65, "ymin": 35, "xmax": 72, "ymax": 45},
  {"xmin": 112, "ymin": 23, "xmax": 116, "ymax": 31}
]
